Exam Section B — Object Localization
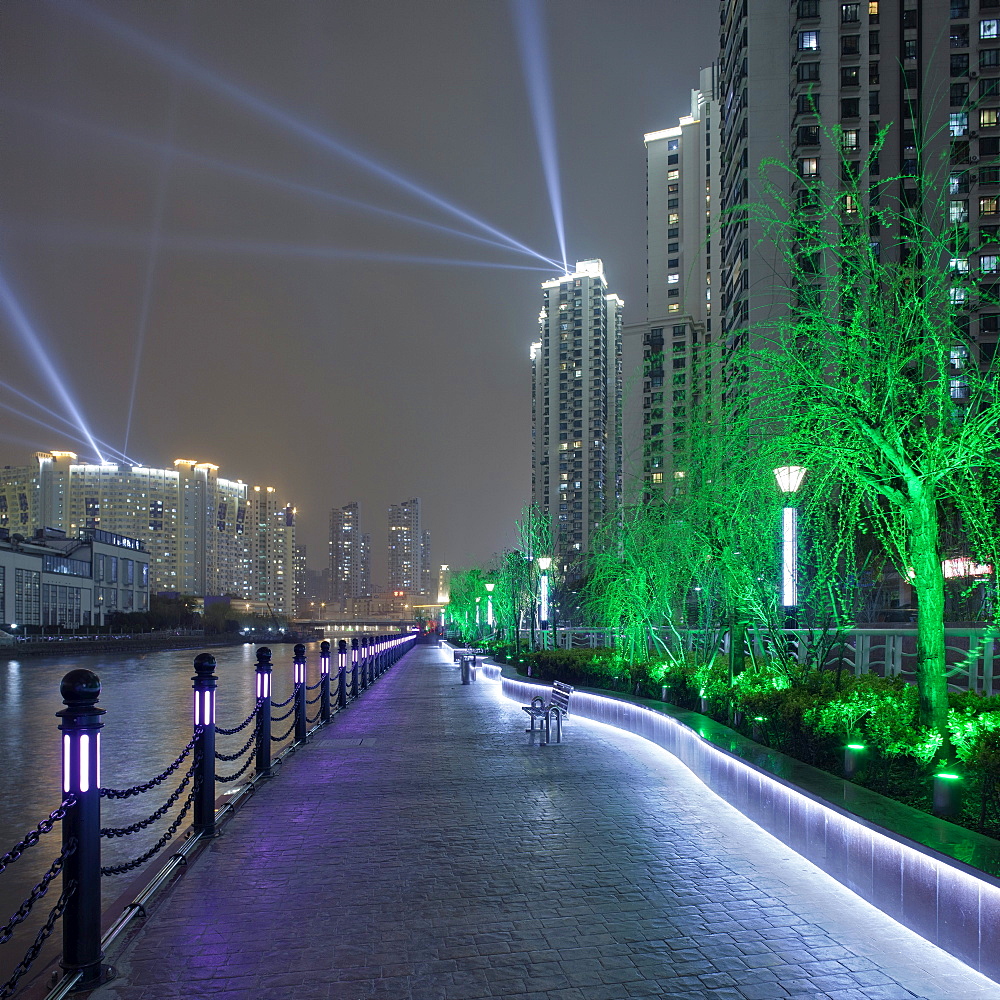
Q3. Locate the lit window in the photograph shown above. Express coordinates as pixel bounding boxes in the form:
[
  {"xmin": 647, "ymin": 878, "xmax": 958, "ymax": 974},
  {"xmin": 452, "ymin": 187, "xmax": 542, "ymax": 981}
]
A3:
[
  {"xmin": 667, "ymin": 169, "xmax": 679, "ymax": 181},
  {"xmin": 841, "ymin": 3, "xmax": 860, "ymax": 23},
  {"xmin": 950, "ymin": 200, "xmax": 969, "ymax": 223},
  {"xmin": 668, "ymin": 213, "xmax": 680, "ymax": 224},
  {"xmin": 981, "ymin": 108, "xmax": 1000, "ymax": 128},
  {"xmin": 950, "ymin": 112, "xmax": 969, "ymax": 136},
  {"xmin": 668, "ymin": 303, "xmax": 680, "ymax": 313},
  {"xmin": 667, "ymin": 273, "xmax": 679, "ymax": 284},
  {"xmin": 869, "ymin": 1, "xmax": 878, "ymax": 16},
  {"xmin": 841, "ymin": 128, "xmax": 859, "ymax": 149},
  {"xmin": 950, "ymin": 287, "xmax": 967, "ymax": 305},
  {"xmin": 950, "ymin": 257, "xmax": 970, "ymax": 272},
  {"xmin": 983, "ymin": 20, "xmax": 1000, "ymax": 40},
  {"xmin": 651, "ymin": 472, "xmax": 664, "ymax": 484},
  {"xmin": 844, "ymin": 194, "xmax": 859, "ymax": 214},
  {"xmin": 667, "ymin": 139, "xmax": 679, "ymax": 151},
  {"xmin": 798, "ymin": 157, "xmax": 819, "ymax": 177},
  {"xmin": 798, "ymin": 31, "xmax": 819, "ymax": 50},
  {"xmin": 982, "ymin": 254, "xmax": 999, "ymax": 272},
  {"xmin": 981, "ymin": 196, "xmax": 1000, "ymax": 215}
]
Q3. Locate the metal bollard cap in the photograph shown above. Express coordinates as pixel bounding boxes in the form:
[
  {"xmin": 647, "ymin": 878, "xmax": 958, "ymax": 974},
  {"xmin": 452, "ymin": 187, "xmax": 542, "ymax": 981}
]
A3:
[{"xmin": 60, "ymin": 668, "xmax": 101, "ymax": 706}]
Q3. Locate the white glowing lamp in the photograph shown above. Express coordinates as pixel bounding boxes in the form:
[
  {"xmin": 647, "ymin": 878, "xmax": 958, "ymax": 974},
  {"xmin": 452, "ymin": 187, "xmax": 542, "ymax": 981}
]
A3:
[
  {"xmin": 773, "ymin": 466, "xmax": 807, "ymax": 494},
  {"xmin": 773, "ymin": 467, "xmax": 807, "ymax": 608}
]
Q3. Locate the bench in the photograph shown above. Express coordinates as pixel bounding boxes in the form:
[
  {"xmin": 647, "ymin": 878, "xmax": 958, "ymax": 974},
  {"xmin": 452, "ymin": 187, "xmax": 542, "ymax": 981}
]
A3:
[
  {"xmin": 522, "ymin": 680, "xmax": 573, "ymax": 744},
  {"xmin": 452, "ymin": 647, "xmax": 485, "ymax": 663}
]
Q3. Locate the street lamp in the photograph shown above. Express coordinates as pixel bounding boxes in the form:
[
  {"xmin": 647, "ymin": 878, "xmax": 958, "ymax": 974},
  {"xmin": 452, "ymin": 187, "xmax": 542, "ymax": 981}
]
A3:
[
  {"xmin": 537, "ymin": 557, "xmax": 552, "ymax": 649},
  {"xmin": 773, "ymin": 466, "xmax": 807, "ymax": 617},
  {"xmin": 475, "ymin": 596, "xmax": 481, "ymax": 631},
  {"xmin": 484, "ymin": 582, "xmax": 495, "ymax": 630}
]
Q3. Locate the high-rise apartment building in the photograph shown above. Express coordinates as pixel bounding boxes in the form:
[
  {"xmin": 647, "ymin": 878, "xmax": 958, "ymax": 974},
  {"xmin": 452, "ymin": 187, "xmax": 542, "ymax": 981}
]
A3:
[
  {"xmin": 387, "ymin": 498, "xmax": 428, "ymax": 595},
  {"xmin": 247, "ymin": 487, "xmax": 296, "ymax": 616},
  {"xmin": 0, "ymin": 452, "xmax": 295, "ymax": 610},
  {"xmin": 329, "ymin": 502, "xmax": 371, "ymax": 611},
  {"xmin": 718, "ymin": 0, "xmax": 1000, "ymax": 382},
  {"xmin": 531, "ymin": 259, "xmax": 624, "ymax": 573},
  {"xmin": 632, "ymin": 68, "xmax": 721, "ymax": 498}
]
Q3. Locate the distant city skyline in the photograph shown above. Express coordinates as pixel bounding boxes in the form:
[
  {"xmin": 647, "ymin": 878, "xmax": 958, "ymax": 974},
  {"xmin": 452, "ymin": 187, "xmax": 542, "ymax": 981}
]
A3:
[{"xmin": 0, "ymin": 1, "xmax": 718, "ymax": 571}]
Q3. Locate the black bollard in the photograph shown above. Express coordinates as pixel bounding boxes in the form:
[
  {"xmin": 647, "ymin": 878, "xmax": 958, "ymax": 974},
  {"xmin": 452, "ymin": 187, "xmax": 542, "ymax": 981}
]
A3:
[
  {"xmin": 192, "ymin": 653, "xmax": 217, "ymax": 836},
  {"xmin": 255, "ymin": 647, "xmax": 273, "ymax": 778},
  {"xmin": 293, "ymin": 643, "xmax": 307, "ymax": 742},
  {"xmin": 351, "ymin": 637, "xmax": 359, "ymax": 698},
  {"xmin": 320, "ymin": 640, "xmax": 331, "ymax": 724},
  {"xmin": 58, "ymin": 668, "xmax": 111, "ymax": 988},
  {"xmin": 337, "ymin": 639, "xmax": 348, "ymax": 708}
]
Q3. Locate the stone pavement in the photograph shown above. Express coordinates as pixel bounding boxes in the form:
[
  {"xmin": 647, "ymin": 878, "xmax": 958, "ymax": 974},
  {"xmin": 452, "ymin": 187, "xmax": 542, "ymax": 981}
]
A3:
[{"xmin": 90, "ymin": 644, "xmax": 1000, "ymax": 1000}]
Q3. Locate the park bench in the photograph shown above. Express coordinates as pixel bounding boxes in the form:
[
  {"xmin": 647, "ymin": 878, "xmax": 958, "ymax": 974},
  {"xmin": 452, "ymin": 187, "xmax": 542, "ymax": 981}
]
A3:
[{"xmin": 522, "ymin": 680, "xmax": 573, "ymax": 744}]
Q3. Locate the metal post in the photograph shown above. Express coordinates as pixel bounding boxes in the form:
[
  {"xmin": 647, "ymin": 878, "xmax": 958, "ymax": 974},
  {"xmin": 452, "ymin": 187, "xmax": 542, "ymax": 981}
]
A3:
[
  {"xmin": 337, "ymin": 639, "xmax": 348, "ymax": 708},
  {"xmin": 320, "ymin": 640, "xmax": 331, "ymax": 724},
  {"xmin": 358, "ymin": 636, "xmax": 368, "ymax": 689},
  {"xmin": 255, "ymin": 647, "xmax": 273, "ymax": 778},
  {"xmin": 192, "ymin": 653, "xmax": 217, "ymax": 836},
  {"xmin": 58, "ymin": 668, "xmax": 111, "ymax": 987},
  {"xmin": 351, "ymin": 637, "xmax": 359, "ymax": 698},
  {"xmin": 367, "ymin": 635, "xmax": 375, "ymax": 685},
  {"xmin": 294, "ymin": 643, "xmax": 307, "ymax": 742}
]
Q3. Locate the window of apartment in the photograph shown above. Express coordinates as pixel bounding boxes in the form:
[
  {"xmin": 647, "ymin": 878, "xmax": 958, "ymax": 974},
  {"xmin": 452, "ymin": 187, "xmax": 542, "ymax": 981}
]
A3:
[
  {"xmin": 904, "ymin": 39, "xmax": 918, "ymax": 60},
  {"xmin": 841, "ymin": 66, "xmax": 861, "ymax": 87},
  {"xmin": 952, "ymin": 53, "xmax": 970, "ymax": 76},
  {"xmin": 798, "ymin": 30, "xmax": 819, "ymax": 50},
  {"xmin": 869, "ymin": 30, "xmax": 880, "ymax": 53},
  {"xmin": 667, "ymin": 273, "xmax": 679, "ymax": 284},
  {"xmin": 902, "ymin": 9, "xmax": 917, "ymax": 28},
  {"xmin": 797, "ymin": 93, "xmax": 818, "ymax": 114},
  {"xmin": 982, "ymin": 108, "xmax": 1000, "ymax": 128},
  {"xmin": 798, "ymin": 125, "xmax": 821, "ymax": 145},
  {"xmin": 869, "ymin": 62, "xmax": 880, "ymax": 84},
  {"xmin": 951, "ymin": 0, "xmax": 969, "ymax": 16},
  {"xmin": 950, "ymin": 200, "xmax": 970, "ymax": 223},
  {"xmin": 667, "ymin": 198, "xmax": 679, "ymax": 208},
  {"xmin": 981, "ymin": 49, "xmax": 1000, "ymax": 68},
  {"xmin": 799, "ymin": 157, "xmax": 820, "ymax": 177},
  {"xmin": 668, "ymin": 242, "xmax": 679, "ymax": 252},
  {"xmin": 982, "ymin": 254, "xmax": 1000, "ymax": 272},
  {"xmin": 951, "ymin": 24, "xmax": 970, "ymax": 48},
  {"xmin": 667, "ymin": 183, "xmax": 678, "ymax": 194},
  {"xmin": 797, "ymin": 62, "xmax": 820, "ymax": 82},
  {"xmin": 983, "ymin": 78, "xmax": 1000, "ymax": 98},
  {"xmin": 841, "ymin": 3, "xmax": 860, "ymax": 22},
  {"xmin": 950, "ymin": 257, "xmax": 970, "ymax": 273},
  {"xmin": 981, "ymin": 166, "xmax": 1000, "ymax": 183},
  {"xmin": 950, "ymin": 112, "xmax": 969, "ymax": 135},
  {"xmin": 842, "ymin": 97, "xmax": 861, "ymax": 117},
  {"xmin": 869, "ymin": 1, "xmax": 879, "ymax": 21},
  {"xmin": 950, "ymin": 170, "xmax": 970, "ymax": 194},
  {"xmin": 667, "ymin": 169, "xmax": 679, "ymax": 181},
  {"xmin": 952, "ymin": 82, "xmax": 970, "ymax": 105},
  {"xmin": 841, "ymin": 128, "xmax": 859, "ymax": 150},
  {"xmin": 798, "ymin": 0, "xmax": 819, "ymax": 15},
  {"xmin": 983, "ymin": 20, "xmax": 1000, "ymax": 40},
  {"xmin": 982, "ymin": 196, "xmax": 1000, "ymax": 214},
  {"xmin": 668, "ymin": 213, "xmax": 680, "ymax": 225},
  {"xmin": 842, "ymin": 34, "xmax": 860, "ymax": 55},
  {"xmin": 667, "ymin": 139, "xmax": 679, "ymax": 151}
]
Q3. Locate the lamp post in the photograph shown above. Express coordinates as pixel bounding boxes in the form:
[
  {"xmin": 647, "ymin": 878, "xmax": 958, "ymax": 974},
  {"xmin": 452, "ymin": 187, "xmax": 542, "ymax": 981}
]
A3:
[
  {"xmin": 773, "ymin": 466, "xmax": 807, "ymax": 624},
  {"xmin": 537, "ymin": 557, "xmax": 552, "ymax": 650},
  {"xmin": 485, "ymin": 582, "xmax": 495, "ymax": 632}
]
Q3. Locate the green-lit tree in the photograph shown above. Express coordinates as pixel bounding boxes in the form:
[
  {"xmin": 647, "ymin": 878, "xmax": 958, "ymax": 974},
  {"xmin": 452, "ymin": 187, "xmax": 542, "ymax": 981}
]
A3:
[{"xmin": 736, "ymin": 129, "xmax": 1000, "ymax": 733}]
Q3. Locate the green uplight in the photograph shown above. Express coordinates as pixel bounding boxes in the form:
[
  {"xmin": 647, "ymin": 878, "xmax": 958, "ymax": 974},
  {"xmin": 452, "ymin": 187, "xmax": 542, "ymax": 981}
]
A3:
[
  {"xmin": 753, "ymin": 715, "xmax": 766, "ymax": 722},
  {"xmin": 846, "ymin": 743, "xmax": 866, "ymax": 750},
  {"xmin": 935, "ymin": 772, "xmax": 962, "ymax": 781}
]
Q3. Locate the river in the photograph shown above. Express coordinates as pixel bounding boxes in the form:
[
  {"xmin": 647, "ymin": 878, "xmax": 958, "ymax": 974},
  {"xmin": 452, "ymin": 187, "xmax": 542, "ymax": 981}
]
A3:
[{"xmin": 0, "ymin": 640, "xmax": 323, "ymax": 986}]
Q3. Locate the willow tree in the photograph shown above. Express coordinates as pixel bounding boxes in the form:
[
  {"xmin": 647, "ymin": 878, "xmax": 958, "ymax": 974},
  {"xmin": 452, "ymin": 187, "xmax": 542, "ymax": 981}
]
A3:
[{"xmin": 738, "ymin": 130, "xmax": 1000, "ymax": 732}]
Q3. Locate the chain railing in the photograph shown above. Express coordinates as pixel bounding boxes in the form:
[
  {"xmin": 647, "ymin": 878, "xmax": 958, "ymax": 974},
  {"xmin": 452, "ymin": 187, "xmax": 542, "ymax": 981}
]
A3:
[{"xmin": 4, "ymin": 633, "xmax": 417, "ymax": 996}]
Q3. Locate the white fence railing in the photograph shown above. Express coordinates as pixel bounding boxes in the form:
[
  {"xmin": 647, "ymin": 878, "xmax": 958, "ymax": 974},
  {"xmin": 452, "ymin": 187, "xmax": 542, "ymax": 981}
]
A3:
[{"xmin": 517, "ymin": 626, "xmax": 1000, "ymax": 696}]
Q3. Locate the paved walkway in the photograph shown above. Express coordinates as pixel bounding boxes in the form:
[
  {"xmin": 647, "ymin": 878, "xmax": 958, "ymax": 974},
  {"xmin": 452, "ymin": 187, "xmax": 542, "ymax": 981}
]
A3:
[{"xmin": 91, "ymin": 644, "xmax": 1000, "ymax": 1000}]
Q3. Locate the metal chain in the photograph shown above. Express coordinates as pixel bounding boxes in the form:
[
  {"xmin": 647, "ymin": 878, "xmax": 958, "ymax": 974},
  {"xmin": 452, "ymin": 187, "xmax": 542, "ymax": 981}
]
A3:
[
  {"xmin": 215, "ymin": 728, "xmax": 255, "ymax": 762},
  {"xmin": 0, "ymin": 878, "xmax": 76, "ymax": 999},
  {"xmin": 215, "ymin": 750, "xmax": 257, "ymax": 783},
  {"xmin": 0, "ymin": 797, "xmax": 74, "ymax": 876},
  {"xmin": 306, "ymin": 710, "xmax": 321, "ymax": 726},
  {"xmin": 0, "ymin": 840, "xmax": 75, "ymax": 946},
  {"xmin": 101, "ymin": 728, "xmax": 202, "ymax": 799},
  {"xmin": 216, "ymin": 700, "xmax": 261, "ymax": 736},
  {"xmin": 270, "ymin": 721, "xmax": 296, "ymax": 743},
  {"xmin": 100, "ymin": 760, "xmax": 196, "ymax": 839},
  {"xmin": 100, "ymin": 785, "xmax": 196, "ymax": 876},
  {"xmin": 305, "ymin": 680, "xmax": 323, "ymax": 691},
  {"xmin": 305, "ymin": 692, "xmax": 322, "ymax": 705}
]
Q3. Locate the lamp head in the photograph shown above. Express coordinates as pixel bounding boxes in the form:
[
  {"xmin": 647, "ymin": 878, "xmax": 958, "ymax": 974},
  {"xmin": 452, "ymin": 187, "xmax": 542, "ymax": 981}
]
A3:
[{"xmin": 537, "ymin": 556, "xmax": 552, "ymax": 571}]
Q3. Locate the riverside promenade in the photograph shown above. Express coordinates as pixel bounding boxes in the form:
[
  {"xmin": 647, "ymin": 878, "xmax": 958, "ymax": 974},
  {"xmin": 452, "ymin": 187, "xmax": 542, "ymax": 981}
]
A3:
[{"xmin": 90, "ymin": 643, "xmax": 999, "ymax": 1000}]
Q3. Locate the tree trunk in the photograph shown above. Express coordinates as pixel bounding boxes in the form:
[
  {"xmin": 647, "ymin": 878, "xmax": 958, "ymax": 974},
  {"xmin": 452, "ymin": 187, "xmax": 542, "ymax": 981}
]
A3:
[{"xmin": 908, "ymin": 489, "xmax": 949, "ymax": 734}]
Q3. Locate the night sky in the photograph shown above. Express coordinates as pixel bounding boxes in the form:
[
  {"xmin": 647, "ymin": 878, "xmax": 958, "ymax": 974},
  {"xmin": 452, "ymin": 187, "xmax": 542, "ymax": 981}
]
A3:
[{"xmin": 0, "ymin": 1, "xmax": 717, "ymax": 585}]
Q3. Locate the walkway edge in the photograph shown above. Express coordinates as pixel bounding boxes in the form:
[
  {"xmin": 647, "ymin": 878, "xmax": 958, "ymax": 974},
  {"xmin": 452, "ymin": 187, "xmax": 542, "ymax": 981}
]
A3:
[{"xmin": 485, "ymin": 663, "xmax": 1000, "ymax": 985}]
